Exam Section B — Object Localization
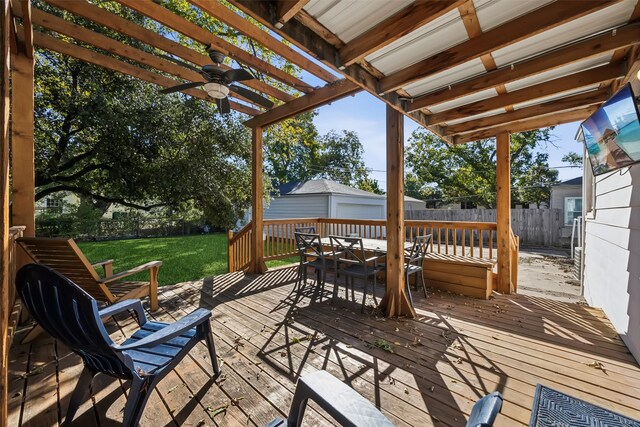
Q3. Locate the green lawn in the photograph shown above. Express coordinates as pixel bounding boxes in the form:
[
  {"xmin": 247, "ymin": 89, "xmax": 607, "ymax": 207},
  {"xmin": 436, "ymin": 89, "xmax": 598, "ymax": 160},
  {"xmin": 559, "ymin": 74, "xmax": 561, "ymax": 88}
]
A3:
[{"xmin": 78, "ymin": 234, "xmax": 296, "ymax": 286}]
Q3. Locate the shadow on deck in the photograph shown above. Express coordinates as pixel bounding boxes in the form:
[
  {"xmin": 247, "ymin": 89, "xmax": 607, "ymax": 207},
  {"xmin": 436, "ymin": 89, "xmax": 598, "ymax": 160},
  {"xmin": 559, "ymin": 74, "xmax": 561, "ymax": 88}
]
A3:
[{"xmin": 8, "ymin": 266, "xmax": 640, "ymax": 426}]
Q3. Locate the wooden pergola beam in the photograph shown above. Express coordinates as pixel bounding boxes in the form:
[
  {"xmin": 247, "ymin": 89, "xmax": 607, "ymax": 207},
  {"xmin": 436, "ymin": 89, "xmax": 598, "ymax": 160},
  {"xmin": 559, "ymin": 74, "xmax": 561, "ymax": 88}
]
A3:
[
  {"xmin": 32, "ymin": 29, "xmax": 261, "ymax": 116},
  {"xmin": 445, "ymin": 88, "xmax": 609, "ymax": 135},
  {"xmin": 427, "ymin": 62, "xmax": 623, "ymax": 126},
  {"xmin": 188, "ymin": 0, "xmax": 336, "ymax": 83},
  {"xmin": 250, "ymin": 127, "xmax": 266, "ymax": 274},
  {"xmin": 453, "ymin": 106, "xmax": 598, "ymax": 144},
  {"xmin": 339, "ymin": 0, "xmax": 466, "ymax": 67},
  {"xmin": 8, "ymin": 0, "xmax": 30, "ymax": 57},
  {"xmin": 495, "ymin": 132, "xmax": 512, "ymax": 294},
  {"xmin": 379, "ymin": 0, "xmax": 619, "ymax": 93},
  {"xmin": 229, "ymin": 0, "xmax": 453, "ymax": 143},
  {"xmin": 244, "ymin": 79, "xmax": 360, "ymax": 128},
  {"xmin": 27, "ymin": 6, "xmax": 267, "ymax": 110},
  {"xmin": 44, "ymin": 0, "xmax": 293, "ymax": 103},
  {"xmin": 115, "ymin": 0, "xmax": 314, "ymax": 94},
  {"xmin": 406, "ymin": 23, "xmax": 640, "ymax": 112},
  {"xmin": 380, "ymin": 105, "xmax": 414, "ymax": 318},
  {"xmin": 1, "ymin": 0, "xmax": 11, "ymax": 421},
  {"xmin": 275, "ymin": 0, "xmax": 311, "ymax": 29}
]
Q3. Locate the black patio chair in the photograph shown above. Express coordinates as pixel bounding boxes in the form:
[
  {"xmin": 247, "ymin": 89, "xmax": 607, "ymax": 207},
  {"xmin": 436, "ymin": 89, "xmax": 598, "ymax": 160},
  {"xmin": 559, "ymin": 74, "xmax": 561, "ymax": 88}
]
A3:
[
  {"xmin": 466, "ymin": 391, "xmax": 503, "ymax": 427},
  {"xmin": 329, "ymin": 235, "xmax": 385, "ymax": 312},
  {"xmin": 294, "ymin": 226, "xmax": 316, "ymax": 234},
  {"xmin": 16, "ymin": 263, "xmax": 221, "ymax": 427},
  {"xmin": 405, "ymin": 234, "xmax": 432, "ymax": 304},
  {"xmin": 294, "ymin": 232, "xmax": 330, "ymax": 301},
  {"xmin": 265, "ymin": 370, "xmax": 393, "ymax": 427}
]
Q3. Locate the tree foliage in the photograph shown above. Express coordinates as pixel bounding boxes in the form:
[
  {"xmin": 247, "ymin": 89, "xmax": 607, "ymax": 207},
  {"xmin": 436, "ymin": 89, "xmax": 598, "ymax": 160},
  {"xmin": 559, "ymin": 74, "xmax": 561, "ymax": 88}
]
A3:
[
  {"xmin": 264, "ymin": 117, "xmax": 382, "ymax": 193},
  {"xmin": 34, "ymin": 49, "xmax": 253, "ymax": 228},
  {"xmin": 405, "ymin": 129, "xmax": 559, "ymax": 208}
]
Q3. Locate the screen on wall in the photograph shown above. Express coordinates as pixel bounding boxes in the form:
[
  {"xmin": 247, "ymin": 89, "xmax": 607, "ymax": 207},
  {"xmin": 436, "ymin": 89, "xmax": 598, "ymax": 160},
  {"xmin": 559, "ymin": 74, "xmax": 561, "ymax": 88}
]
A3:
[{"xmin": 581, "ymin": 84, "xmax": 640, "ymax": 176}]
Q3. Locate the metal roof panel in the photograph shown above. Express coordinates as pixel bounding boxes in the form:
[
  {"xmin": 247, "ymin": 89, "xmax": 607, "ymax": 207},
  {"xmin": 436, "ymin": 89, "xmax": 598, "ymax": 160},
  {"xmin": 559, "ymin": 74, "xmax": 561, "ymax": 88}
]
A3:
[
  {"xmin": 303, "ymin": 0, "xmax": 412, "ymax": 44},
  {"xmin": 492, "ymin": 0, "xmax": 635, "ymax": 67},
  {"xmin": 428, "ymin": 88, "xmax": 498, "ymax": 113},
  {"xmin": 504, "ymin": 53, "xmax": 613, "ymax": 92},
  {"xmin": 365, "ymin": 8, "xmax": 467, "ymax": 75},
  {"xmin": 403, "ymin": 58, "xmax": 487, "ymax": 97},
  {"xmin": 474, "ymin": 0, "xmax": 555, "ymax": 32}
]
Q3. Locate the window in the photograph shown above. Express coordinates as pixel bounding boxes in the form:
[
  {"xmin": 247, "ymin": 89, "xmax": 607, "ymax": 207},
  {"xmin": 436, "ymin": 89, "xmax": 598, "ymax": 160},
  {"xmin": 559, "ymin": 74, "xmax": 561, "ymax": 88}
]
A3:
[
  {"xmin": 46, "ymin": 198, "xmax": 61, "ymax": 208},
  {"xmin": 564, "ymin": 197, "xmax": 582, "ymax": 225}
]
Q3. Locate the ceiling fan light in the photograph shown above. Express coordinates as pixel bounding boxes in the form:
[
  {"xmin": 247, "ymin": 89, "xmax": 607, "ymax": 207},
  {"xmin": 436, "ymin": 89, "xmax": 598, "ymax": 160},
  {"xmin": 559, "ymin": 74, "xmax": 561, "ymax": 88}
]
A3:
[{"xmin": 204, "ymin": 82, "xmax": 229, "ymax": 99}]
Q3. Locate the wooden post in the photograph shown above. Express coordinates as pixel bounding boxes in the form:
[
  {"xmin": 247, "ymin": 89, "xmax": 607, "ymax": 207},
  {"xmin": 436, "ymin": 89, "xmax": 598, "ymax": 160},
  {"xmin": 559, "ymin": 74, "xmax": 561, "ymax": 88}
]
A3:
[
  {"xmin": 380, "ymin": 105, "xmax": 414, "ymax": 318},
  {"xmin": 496, "ymin": 131, "xmax": 513, "ymax": 293},
  {"xmin": 10, "ymin": 52, "xmax": 35, "ymax": 237},
  {"xmin": 250, "ymin": 126, "xmax": 266, "ymax": 273},
  {"xmin": 1, "ymin": 0, "xmax": 12, "ymax": 424}
]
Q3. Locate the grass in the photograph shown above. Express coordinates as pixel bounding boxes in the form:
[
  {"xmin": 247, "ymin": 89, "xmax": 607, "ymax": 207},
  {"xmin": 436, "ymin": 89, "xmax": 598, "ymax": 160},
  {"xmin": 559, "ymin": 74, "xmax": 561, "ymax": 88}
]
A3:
[{"xmin": 78, "ymin": 234, "xmax": 296, "ymax": 286}]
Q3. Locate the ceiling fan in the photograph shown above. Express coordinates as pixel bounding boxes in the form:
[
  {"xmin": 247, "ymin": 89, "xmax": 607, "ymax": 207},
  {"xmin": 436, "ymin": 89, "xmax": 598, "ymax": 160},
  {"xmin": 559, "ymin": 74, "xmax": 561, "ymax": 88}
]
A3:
[{"xmin": 160, "ymin": 48, "xmax": 274, "ymax": 114}]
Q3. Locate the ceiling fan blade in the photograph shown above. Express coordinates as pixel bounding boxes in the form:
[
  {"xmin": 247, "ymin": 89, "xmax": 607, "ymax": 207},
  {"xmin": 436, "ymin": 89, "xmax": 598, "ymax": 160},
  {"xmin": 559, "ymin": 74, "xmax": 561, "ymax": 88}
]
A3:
[
  {"xmin": 160, "ymin": 81, "xmax": 205, "ymax": 94},
  {"xmin": 215, "ymin": 97, "xmax": 231, "ymax": 114},
  {"xmin": 156, "ymin": 54, "xmax": 202, "ymax": 73},
  {"xmin": 223, "ymin": 68, "xmax": 254, "ymax": 83},
  {"xmin": 229, "ymin": 85, "xmax": 274, "ymax": 108}
]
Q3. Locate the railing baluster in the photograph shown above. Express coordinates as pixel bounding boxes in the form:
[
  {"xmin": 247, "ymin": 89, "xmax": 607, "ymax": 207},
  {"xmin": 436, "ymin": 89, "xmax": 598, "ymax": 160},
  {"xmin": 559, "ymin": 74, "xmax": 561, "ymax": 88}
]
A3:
[
  {"xmin": 489, "ymin": 230, "xmax": 494, "ymax": 259},
  {"xmin": 479, "ymin": 229, "xmax": 484, "ymax": 259},
  {"xmin": 453, "ymin": 229, "xmax": 457, "ymax": 256},
  {"xmin": 462, "ymin": 228, "xmax": 466, "ymax": 256},
  {"xmin": 445, "ymin": 226, "xmax": 449, "ymax": 254}
]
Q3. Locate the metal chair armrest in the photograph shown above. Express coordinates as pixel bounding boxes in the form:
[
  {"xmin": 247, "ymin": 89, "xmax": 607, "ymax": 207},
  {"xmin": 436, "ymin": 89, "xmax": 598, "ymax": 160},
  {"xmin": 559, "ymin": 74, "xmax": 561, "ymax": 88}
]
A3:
[{"xmin": 114, "ymin": 308, "xmax": 211, "ymax": 351}]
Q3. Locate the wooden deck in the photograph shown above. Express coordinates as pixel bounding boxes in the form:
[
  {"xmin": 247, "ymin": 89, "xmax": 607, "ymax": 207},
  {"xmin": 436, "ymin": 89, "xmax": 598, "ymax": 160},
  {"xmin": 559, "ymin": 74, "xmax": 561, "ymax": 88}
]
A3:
[{"xmin": 7, "ymin": 266, "xmax": 640, "ymax": 426}]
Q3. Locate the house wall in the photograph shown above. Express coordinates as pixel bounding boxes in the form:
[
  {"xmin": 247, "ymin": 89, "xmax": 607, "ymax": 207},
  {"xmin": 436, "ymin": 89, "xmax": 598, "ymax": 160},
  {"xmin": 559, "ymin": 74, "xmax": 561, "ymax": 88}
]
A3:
[
  {"xmin": 583, "ymin": 158, "xmax": 640, "ymax": 364},
  {"xmin": 263, "ymin": 194, "xmax": 329, "ymax": 219},
  {"xmin": 550, "ymin": 185, "xmax": 582, "ymax": 238}
]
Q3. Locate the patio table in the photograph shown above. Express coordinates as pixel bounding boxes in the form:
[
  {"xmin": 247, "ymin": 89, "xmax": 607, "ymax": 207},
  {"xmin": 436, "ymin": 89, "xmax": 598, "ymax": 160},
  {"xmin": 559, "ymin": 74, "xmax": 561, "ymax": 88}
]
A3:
[
  {"xmin": 529, "ymin": 384, "xmax": 640, "ymax": 427},
  {"xmin": 319, "ymin": 237, "xmax": 412, "ymax": 254}
]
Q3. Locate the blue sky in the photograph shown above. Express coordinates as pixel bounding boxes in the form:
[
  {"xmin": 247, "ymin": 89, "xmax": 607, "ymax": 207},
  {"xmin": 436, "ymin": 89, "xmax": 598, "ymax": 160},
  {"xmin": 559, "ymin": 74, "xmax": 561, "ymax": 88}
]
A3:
[{"xmin": 310, "ymin": 90, "xmax": 584, "ymax": 191}]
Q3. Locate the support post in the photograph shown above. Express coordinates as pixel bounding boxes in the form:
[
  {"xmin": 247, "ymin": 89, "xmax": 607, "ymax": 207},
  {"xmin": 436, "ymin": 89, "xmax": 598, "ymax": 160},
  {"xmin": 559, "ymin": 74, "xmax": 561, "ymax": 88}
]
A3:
[
  {"xmin": 10, "ymin": 52, "xmax": 35, "ymax": 237},
  {"xmin": 496, "ymin": 131, "xmax": 513, "ymax": 293},
  {"xmin": 250, "ymin": 126, "xmax": 266, "ymax": 273},
  {"xmin": 380, "ymin": 105, "xmax": 414, "ymax": 318},
  {"xmin": 1, "ymin": 0, "xmax": 11, "ymax": 424}
]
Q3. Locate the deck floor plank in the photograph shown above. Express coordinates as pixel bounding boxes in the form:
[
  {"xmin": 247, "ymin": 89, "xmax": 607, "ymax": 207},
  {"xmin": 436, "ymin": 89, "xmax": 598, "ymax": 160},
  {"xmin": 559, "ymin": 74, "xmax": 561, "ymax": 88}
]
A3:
[{"xmin": 8, "ymin": 266, "xmax": 640, "ymax": 426}]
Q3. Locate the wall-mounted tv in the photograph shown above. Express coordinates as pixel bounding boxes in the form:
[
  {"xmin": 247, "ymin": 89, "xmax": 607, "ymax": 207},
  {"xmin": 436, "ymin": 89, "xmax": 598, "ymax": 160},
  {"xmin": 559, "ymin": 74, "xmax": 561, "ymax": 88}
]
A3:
[{"xmin": 581, "ymin": 83, "xmax": 640, "ymax": 176}]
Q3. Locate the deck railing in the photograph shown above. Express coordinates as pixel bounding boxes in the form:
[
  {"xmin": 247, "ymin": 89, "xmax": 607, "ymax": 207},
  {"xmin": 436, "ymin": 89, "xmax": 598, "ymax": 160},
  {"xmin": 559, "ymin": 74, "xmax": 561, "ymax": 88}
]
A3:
[
  {"xmin": 228, "ymin": 218, "xmax": 501, "ymax": 271},
  {"xmin": 227, "ymin": 222, "xmax": 252, "ymax": 272}
]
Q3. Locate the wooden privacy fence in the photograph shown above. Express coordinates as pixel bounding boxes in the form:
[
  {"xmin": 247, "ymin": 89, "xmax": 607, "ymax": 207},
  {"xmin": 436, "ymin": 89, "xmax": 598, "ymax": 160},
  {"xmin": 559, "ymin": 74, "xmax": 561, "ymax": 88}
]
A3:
[
  {"xmin": 227, "ymin": 218, "xmax": 500, "ymax": 271},
  {"xmin": 406, "ymin": 208, "xmax": 563, "ymax": 247}
]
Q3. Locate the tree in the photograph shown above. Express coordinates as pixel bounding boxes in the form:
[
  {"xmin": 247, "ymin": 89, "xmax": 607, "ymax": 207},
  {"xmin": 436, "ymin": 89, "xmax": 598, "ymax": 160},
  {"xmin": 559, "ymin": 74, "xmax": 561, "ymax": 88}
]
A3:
[
  {"xmin": 264, "ymin": 124, "xmax": 383, "ymax": 192},
  {"xmin": 405, "ymin": 129, "xmax": 559, "ymax": 208},
  {"xmin": 562, "ymin": 152, "xmax": 583, "ymax": 167},
  {"xmin": 30, "ymin": 0, "xmax": 305, "ymax": 228}
]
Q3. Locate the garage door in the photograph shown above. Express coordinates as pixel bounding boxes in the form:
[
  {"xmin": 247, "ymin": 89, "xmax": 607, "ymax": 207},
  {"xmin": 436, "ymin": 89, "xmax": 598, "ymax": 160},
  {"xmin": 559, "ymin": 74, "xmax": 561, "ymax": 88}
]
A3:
[{"xmin": 335, "ymin": 203, "xmax": 384, "ymax": 219}]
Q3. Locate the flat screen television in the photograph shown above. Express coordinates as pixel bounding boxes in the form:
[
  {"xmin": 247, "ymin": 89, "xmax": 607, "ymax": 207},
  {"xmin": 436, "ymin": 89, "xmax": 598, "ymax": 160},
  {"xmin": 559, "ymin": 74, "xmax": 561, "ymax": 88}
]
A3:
[{"xmin": 581, "ymin": 83, "xmax": 640, "ymax": 176}]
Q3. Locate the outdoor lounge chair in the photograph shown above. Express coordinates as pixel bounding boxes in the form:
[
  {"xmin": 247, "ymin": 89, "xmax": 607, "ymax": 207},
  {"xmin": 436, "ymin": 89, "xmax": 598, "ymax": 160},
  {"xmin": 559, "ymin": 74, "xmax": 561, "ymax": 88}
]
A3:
[
  {"xmin": 266, "ymin": 370, "xmax": 393, "ymax": 427},
  {"xmin": 16, "ymin": 263, "xmax": 220, "ymax": 427},
  {"xmin": 18, "ymin": 237, "xmax": 162, "ymax": 311}
]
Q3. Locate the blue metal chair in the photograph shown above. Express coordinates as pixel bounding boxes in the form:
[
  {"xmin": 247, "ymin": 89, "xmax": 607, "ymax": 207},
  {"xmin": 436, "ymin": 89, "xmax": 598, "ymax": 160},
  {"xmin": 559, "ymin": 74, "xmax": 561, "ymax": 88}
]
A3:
[
  {"xmin": 466, "ymin": 391, "xmax": 503, "ymax": 427},
  {"xmin": 16, "ymin": 263, "xmax": 221, "ymax": 427},
  {"xmin": 265, "ymin": 370, "xmax": 394, "ymax": 427}
]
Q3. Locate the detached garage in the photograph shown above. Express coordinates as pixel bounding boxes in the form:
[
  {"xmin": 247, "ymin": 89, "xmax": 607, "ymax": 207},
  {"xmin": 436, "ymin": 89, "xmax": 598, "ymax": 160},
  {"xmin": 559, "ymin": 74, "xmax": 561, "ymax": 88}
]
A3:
[{"xmin": 263, "ymin": 179, "xmax": 424, "ymax": 220}]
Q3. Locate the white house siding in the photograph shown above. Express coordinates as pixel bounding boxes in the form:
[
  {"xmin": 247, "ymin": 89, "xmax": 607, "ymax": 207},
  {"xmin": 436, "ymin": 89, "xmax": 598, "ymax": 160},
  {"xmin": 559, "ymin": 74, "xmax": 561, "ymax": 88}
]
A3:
[
  {"xmin": 263, "ymin": 194, "xmax": 329, "ymax": 219},
  {"xmin": 583, "ymin": 166, "xmax": 640, "ymax": 363}
]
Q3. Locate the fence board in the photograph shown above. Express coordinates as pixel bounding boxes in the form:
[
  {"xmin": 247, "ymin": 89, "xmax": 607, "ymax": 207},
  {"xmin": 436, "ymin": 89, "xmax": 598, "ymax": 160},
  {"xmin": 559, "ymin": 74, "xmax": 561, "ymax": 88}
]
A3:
[{"xmin": 406, "ymin": 209, "xmax": 562, "ymax": 247}]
